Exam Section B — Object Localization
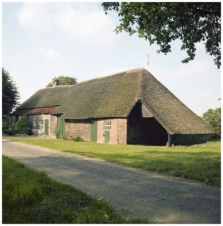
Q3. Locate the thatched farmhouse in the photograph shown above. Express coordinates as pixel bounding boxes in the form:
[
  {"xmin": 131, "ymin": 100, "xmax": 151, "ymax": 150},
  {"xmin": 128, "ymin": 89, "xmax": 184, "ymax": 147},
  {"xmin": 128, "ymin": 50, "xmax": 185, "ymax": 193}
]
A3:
[{"xmin": 12, "ymin": 68, "xmax": 214, "ymax": 146}]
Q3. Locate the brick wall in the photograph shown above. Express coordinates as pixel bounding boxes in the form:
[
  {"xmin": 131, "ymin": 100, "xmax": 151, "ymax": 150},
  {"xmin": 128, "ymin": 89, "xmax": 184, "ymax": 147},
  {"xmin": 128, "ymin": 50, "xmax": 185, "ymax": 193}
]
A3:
[
  {"xmin": 27, "ymin": 114, "xmax": 57, "ymax": 137},
  {"xmin": 116, "ymin": 119, "xmax": 127, "ymax": 144},
  {"xmin": 97, "ymin": 120, "xmax": 104, "ymax": 143},
  {"xmin": 65, "ymin": 119, "xmax": 91, "ymax": 141},
  {"xmin": 171, "ymin": 134, "xmax": 213, "ymax": 146},
  {"xmin": 96, "ymin": 118, "xmax": 127, "ymax": 144},
  {"xmin": 49, "ymin": 115, "xmax": 57, "ymax": 137}
]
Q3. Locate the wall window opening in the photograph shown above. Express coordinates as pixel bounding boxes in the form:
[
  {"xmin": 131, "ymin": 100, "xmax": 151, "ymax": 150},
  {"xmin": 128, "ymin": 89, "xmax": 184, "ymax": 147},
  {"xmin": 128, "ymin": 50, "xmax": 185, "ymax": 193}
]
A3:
[
  {"xmin": 104, "ymin": 121, "xmax": 111, "ymax": 131},
  {"xmin": 33, "ymin": 118, "xmax": 37, "ymax": 127}
]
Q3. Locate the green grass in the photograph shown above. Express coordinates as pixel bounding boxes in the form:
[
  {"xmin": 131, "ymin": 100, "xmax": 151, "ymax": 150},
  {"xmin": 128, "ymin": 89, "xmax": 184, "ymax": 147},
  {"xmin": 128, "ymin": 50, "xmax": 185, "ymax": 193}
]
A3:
[
  {"xmin": 2, "ymin": 156, "xmax": 148, "ymax": 224},
  {"xmin": 4, "ymin": 136, "xmax": 221, "ymax": 186}
]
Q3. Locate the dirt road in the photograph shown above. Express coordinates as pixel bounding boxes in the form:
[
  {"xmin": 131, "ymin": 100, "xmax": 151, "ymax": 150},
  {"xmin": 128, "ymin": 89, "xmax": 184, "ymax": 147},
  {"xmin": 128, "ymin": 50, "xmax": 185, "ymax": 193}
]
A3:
[{"xmin": 2, "ymin": 139, "xmax": 220, "ymax": 223}]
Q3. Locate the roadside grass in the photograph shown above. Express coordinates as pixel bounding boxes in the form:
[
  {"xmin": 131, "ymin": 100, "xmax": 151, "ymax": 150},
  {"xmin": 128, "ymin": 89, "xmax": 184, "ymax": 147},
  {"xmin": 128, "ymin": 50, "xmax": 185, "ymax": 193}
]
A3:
[
  {"xmin": 3, "ymin": 136, "xmax": 221, "ymax": 186},
  {"xmin": 2, "ymin": 156, "xmax": 148, "ymax": 224}
]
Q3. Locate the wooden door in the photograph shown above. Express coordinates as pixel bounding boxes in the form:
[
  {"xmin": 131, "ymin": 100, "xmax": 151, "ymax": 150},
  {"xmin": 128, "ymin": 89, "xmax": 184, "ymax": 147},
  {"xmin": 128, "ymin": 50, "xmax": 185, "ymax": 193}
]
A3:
[
  {"xmin": 44, "ymin": 119, "xmax": 49, "ymax": 135},
  {"xmin": 104, "ymin": 121, "xmax": 111, "ymax": 142},
  {"xmin": 91, "ymin": 120, "xmax": 97, "ymax": 142},
  {"xmin": 57, "ymin": 117, "xmax": 65, "ymax": 138},
  {"xmin": 104, "ymin": 130, "xmax": 110, "ymax": 142}
]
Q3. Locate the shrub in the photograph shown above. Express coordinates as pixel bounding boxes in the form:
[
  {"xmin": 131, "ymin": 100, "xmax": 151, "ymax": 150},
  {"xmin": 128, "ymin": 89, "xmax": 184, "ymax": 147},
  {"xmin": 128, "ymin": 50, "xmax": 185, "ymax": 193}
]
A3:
[
  {"xmin": 3, "ymin": 128, "xmax": 16, "ymax": 136},
  {"xmin": 14, "ymin": 115, "xmax": 32, "ymax": 135},
  {"xmin": 202, "ymin": 107, "xmax": 221, "ymax": 138},
  {"xmin": 54, "ymin": 128, "xmax": 60, "ymax": 139},
  {"xmin": 27, "ymin": 128, "xmax": 33, "ymax": 136},
  {"xmin": 73, "ymin": 135, "xmax": 84, "ymax": 142},
  {"xmin": 2, "ymin": 115, "xmax": 10, "ymax": 129},
  {"xmin": 62, "ymin": 131, "xmax": 70, "ymax": 140}
]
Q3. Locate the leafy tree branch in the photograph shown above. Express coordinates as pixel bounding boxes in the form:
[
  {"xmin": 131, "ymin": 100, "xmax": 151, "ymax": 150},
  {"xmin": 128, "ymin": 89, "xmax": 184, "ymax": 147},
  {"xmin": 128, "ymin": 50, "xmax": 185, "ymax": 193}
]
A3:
[{"xmin": 102, "ymin": 2, "xmax": 221, "ymax": 68}]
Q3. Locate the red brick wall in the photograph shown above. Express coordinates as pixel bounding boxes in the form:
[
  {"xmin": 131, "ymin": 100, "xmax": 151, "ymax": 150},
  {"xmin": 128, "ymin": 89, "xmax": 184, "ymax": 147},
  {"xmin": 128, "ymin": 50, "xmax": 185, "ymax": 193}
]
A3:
[
  {"xmin": 97, "ymin": 119, "xmax": 127, "ymax": 144},
  {"xmin": 65, "ymin": 118, "xmax": 127, "ymax": 144},
  {"xmin": 49, "ymin": 115, "xmax": 57, "ymax": 137},
  {"xmin": 65, "ymin": 119, "xmax": 91, "ymax": 141}
]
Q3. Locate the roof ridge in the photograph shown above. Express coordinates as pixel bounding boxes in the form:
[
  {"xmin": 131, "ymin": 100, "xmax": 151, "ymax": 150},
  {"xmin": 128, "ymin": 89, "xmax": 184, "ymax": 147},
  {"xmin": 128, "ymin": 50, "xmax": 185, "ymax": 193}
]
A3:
[
  {"xmin": 123, "ymin": 68, "xmax": 146, "ymax": 117},
  {"xmin": 139, "ymin": 70, "xmax": 175, "ymax": 133},
  {"xmin": 78, "ymin": 70, "xmax": 128, "ymax": 85},
  {"xmin": 79, "ymin": 67, "xmax": 145, "ymax": 85},
  {"xmin": 45, "ymin": 84, "xmax": 76, "ymax": 89}
]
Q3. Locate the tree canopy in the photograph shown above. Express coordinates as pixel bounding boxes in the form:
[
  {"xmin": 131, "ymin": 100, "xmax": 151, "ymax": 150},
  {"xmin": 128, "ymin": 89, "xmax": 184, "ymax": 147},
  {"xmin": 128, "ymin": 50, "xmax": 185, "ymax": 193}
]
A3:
[
  {"xmin": 102, "ymin": 2, "xmax": 221, "ymax": 68},
  {"xmin": 46, "ymin": 76, "xmax": 78, "ymax": 87},
  {"xmin": 202, "ymin": 107, "xmax": 221, "ymax": 138},
  {"xmin": 2, "ymin": 68, "xmax": 20, "ymax": 115}
]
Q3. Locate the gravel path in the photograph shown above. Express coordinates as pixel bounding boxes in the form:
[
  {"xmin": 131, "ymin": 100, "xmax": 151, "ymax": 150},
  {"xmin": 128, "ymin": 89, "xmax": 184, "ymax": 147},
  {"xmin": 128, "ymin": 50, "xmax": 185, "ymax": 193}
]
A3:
[{"xmin": 2, "ymin": 139, "xmax": 220, "ymax": 223}]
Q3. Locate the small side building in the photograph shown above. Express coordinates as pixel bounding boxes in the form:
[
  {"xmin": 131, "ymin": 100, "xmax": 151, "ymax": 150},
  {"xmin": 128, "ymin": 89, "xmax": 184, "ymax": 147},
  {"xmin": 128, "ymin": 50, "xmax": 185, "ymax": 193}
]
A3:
[{"xmin": 12, "ymin": 68, "xmax": 214, "ymax": 146}]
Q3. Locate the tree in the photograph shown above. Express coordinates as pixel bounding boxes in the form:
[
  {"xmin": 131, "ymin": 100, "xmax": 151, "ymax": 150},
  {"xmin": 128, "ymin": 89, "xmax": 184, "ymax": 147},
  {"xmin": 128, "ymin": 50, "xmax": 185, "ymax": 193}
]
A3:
[
  {"xmin": 46, "ymin": 76, "xmax": 77, "ymax": 87},
  {"xmin": 14, "ymin": 115, "xmax": 32, "ymax": 135},
  {"xmin": 202, "ymin": 107, "xmax": 221, "ymax": 138},
  {"xmin": 2, "ymin": 68, "xmax": 20, "ymax": 115},
  {"xmin": 102, "ymin": 2, "xmax": 221, "ymax": 68}
]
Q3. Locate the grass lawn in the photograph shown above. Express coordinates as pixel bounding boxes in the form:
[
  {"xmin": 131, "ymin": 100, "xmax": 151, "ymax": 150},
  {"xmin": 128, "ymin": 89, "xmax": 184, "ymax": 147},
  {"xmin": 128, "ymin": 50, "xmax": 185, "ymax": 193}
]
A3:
[
  {"xmin": 3, "ymin": 155, "xmax": 148, "ymax": 223},
  {"xmin": 3, "ymin": 136, "xmax": 221, "ymax": 186}
]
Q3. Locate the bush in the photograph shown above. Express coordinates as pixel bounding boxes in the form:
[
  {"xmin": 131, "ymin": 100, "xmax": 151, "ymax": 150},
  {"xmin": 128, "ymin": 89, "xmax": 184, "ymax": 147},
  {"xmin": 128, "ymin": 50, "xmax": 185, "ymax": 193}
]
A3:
[
  {"xmin": 27, "ymin": 128, "xmax": 33, "ymax": 136},
  {"xmin": 2, "ymin": 115, "xmax": 10, "ymax": 130},
  {"xmin": 14, "ymin": 115, "xmax": 32, "ymax": 135},
  {"xmin": 54, "ymin": 128, "xmax": 60, "ymax": 139},
  {"xmin": 73, "ymin": 135, "xmax": 84, "ymax": 142},
  {"xmin": 3, "ymin": 128, "xmax": 16, "ymax": 136},
  {"xmin": 202, "ymin": 107, "xmax": 221, "ymax": 138},
  {"xmin": 62, "ymin": 131, "xmax": 70, "ymax": 140}
]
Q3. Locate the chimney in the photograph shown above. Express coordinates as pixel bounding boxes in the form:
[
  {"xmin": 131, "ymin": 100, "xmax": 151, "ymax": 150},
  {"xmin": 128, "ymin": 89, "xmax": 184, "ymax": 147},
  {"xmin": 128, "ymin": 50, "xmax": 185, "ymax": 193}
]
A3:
[{"xmin": 53, "ymin": 79, "xmax": 59, "ymax": 87}]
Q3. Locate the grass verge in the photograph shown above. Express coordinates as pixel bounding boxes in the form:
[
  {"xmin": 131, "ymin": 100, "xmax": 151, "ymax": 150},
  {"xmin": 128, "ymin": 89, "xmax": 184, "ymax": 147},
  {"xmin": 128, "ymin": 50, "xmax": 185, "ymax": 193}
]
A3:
[
  {"xmin": 2, "ymin": 155, "xmax": 148, "ymax": 224},
  {"xmin": 3, "ymin": 136, "xmax": 221, "ymax": 186}
]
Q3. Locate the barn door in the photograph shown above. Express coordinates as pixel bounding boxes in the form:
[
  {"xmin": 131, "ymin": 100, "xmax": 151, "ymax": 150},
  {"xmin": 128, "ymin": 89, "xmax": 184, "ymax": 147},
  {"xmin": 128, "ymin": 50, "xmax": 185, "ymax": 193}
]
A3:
[
  {"xmin": 57, "ymin": 117, "xmax": 65, "ymax": 138},
  {"xmin": 91, "ymin": 120, "xmax": 97, "ymax": 142},
  {"xmin": 44, "ymin": 119, "xmax": 49, "ymax": 135},
  {"xmin": 104, "ymin": 121, "xmax": 111, "ymax": 142},
  {"xmin": 104, "ymin": 131, "xmax": 110, "ymax": 142}
]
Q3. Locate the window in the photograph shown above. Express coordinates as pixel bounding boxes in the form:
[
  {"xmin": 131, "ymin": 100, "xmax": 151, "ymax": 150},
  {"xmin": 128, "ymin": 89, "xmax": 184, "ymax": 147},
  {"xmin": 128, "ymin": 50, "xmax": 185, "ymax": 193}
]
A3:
[
  {"xmin": 33, "ymin": 118, "xmax": 37, "ymax": 127},
  {"xmin": 104, "ymin": 121, "xmax": 111, "ymax": 131}
]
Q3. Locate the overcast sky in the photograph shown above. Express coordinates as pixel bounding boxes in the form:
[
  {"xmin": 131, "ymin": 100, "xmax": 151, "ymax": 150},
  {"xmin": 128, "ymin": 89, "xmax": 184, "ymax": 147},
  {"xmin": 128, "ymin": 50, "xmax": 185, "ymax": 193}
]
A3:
[{"xmin": 2, "ymin": 2, "xmax": 221, "ymax": 116}]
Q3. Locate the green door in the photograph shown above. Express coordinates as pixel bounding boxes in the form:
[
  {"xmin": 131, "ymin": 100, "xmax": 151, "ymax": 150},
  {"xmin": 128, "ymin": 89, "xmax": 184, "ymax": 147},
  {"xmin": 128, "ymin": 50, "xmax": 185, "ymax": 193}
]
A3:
[
  {"xmin": 104, "ymin": 121, "xmax": 111, "ymax": 142},
  {"xmin": 44, "ymin": 119, "xmax": 49, "ymax": 135},
  {"xmin": 104, "ymin": 130, "xmax": 110, "ymax": 142},
  {"xmin": 91, "ymin": 120, "xmax": 97, "ymax": 142},
  {"xmin": 57, "ymin": 117, "xmax": 65, "ymax": 138}
]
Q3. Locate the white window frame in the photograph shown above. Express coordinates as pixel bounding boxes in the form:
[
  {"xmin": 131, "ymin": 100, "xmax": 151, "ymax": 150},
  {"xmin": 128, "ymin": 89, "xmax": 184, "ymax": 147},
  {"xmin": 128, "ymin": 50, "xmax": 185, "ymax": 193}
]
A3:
[
  {"xmin": 33, "ymin": 118, "xmax": 37, "ymax": 127},
  {"xmin": 104, "ymin": 121, "xmax": 111, "ymax": 131}
]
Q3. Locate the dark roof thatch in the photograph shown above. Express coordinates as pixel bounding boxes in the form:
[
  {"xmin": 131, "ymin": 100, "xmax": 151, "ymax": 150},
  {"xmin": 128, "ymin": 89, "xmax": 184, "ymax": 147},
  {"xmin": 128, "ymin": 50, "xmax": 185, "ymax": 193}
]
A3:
[{"xmin": 13, "ymin": 68, "xmax": 214, "ymax": 134}]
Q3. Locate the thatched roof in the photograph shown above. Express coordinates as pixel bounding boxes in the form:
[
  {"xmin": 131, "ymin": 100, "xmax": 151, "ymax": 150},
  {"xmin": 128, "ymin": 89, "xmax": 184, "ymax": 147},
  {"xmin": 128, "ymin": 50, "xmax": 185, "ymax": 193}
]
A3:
[{"xmin": 13, "ymin": 68, "xmax": 213, "ymax": 134}]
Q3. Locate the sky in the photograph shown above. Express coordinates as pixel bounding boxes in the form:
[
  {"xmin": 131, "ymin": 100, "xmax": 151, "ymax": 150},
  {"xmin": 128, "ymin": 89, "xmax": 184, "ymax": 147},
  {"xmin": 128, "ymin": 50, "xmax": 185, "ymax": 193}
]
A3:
[{"xmin": 2, "ymin": 2, "xmax": 221, "ymax": 116}]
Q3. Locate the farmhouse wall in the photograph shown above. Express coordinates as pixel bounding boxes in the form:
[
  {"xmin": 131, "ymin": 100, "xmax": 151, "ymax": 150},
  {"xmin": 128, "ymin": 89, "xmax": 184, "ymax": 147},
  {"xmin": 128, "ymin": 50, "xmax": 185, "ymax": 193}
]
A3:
[
  {"xmin": 171, "ymin": 134, "xmax": 213, "ymax": 145},
  {"xmin": 65, "ymin": 119, "xmax": 91, "ymax": 141},
  {"xmin": 97, "ymin": 120, "xmax": 105, "ymax": 143},
  {"xmin": 27, "ymin": 114, "xmax": 50, "ymax": 136},
  {"xmin": 97, "ymin": 118, "xmax": 127, "ymax": 144},
  {"xmin": 49, "ymin": 115, "xmax": 57, "ymax": 137}
]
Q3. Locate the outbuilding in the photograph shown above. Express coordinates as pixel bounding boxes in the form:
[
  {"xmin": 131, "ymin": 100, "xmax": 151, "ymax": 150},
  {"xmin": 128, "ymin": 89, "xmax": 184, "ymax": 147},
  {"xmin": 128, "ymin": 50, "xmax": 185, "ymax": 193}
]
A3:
[{"xmin": 12, "ymin": 68, "xmax": 214, "ymax": 146}]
